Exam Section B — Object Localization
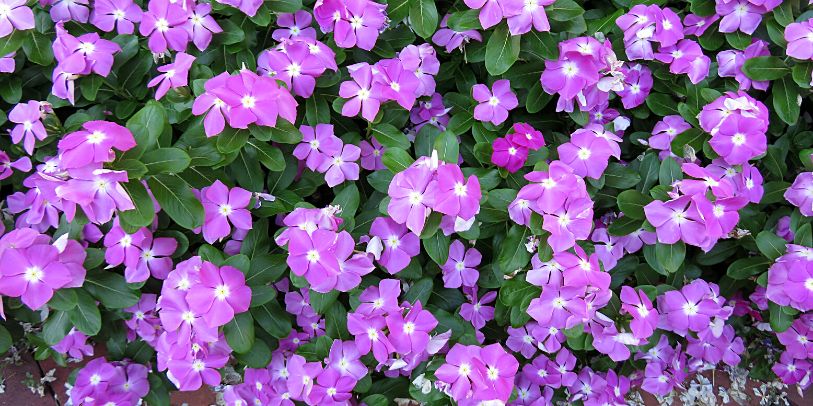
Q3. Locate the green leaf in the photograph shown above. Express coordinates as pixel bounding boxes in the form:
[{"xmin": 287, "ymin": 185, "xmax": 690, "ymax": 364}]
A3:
[
  {"xmin": 147, "ymin": 174, "xmax": 205, "ymax": 230},
  {"xmin": 247, "ymin": 140, "xmax": 285, "ymax": 171},
  {"xmin": 258, "ymin": 119, "xmax": 302, "ymax": 144},
  {"xmin": 382, "ymin": 147, "xmax": 415, "ymax": 173},
  {"xmin": 485, "ymin": 24, "xmax": 521, "ymax": 76},
  {"xmin": 404, "ymin": 278, "xmax": 433, "ymax": 305},
  {"xmin": 670, "ymin": 128, "xmax": 708, "ymax": 157},
  {"xmin": 773, "ymin": 76, "xmax": 801, "ymax": 125},
  {"xmin": 266, "ymin": 0, "xmax": 302, "ymax": 12},
  {"xmin": 742, "ymin": 56, "xmax": 790, "ymax": 81},
  {"xmin": 658, "ymin": 157, "xmax": 682, "ymax": 186},
  {"xmin": 497, "ymin": 225, "xmax": 532, "ymax": 274},
  {"xmin": 769, "ymin": 302, "xmax": 794, "ymax": 333},
  {"xmin": 69, "ymin": 290, "xmax": 102, "ymax": 336},
  {"xmin": 235, "ymin": 339, "xmax": 272, "ymax": 368},
  {"xmin": 252, "ymin": 301, "xmax": 292, "ymax": 338},
  {"xmin": 617, "ymin": 190, "xmax": 652, "ymax": 220},
  {"xmin": 726, "ymin": 257, "xmax": 772, "ymax": 280},
  {"xmin": 773, "ymin": 1, "xmax": 794, "ymax": 26},
  {"xmin": 409, "ymin": 0, "xmax": 438, "ymax": 39},
  {"xmin": 423, "ymin": 231, "xmax": 450, "ymax": 266},
  {"xmin": 124, "ymin": 100, "xmax": 166, "ymax": 159},
  {"xmin": 655, "ymin": 242, "xmax": 685, "ymax": 274},
  {"xmin": 755, "ymin": 231, "xmax": 787, "ymax": 261},
  {"xmin": 332, "ymin": 184, "xmax": 360, "ymax": 224},
  {"xmin": 311, "ymin": 290, "xmax": 340, "ymax": 314},
  {"xmin": 43, "ymin": 311, "xmax": 73, "ymax": 346},
  {"xmin": 690, "ymin": 0, "xmax": 716, "ymax": 16},
  {"xmin": 48, "ymin": 289, "xmax": 78, "ymax": 312},
  {"xmin": 604, "ymin": 163, "xmax": 641, "ymax": 189},
  {"xmin": 434, "ymin": 130, "xmax": 459, "ymax": 164},
  {"xmin": 372, "ymin": 123, "xmax": 411, "ymax": 149},
  {"xmin": 447, "ymin": 9, "xmax": 482, "ymax": 31},
  {"xmin": 141, "ymin": 148, "xmax": 191, "ymax": 175},
  {"xmin": 387, "ymin": 0, "xmax": 411, "ymax": 22},
  {"xmin": 84, "ymin": 272, "xmax": 140, "ymax": 308},
  {"xmin": 217, "ymin": 128, "xmax": 250, "ymax": 154},
  {"xmin": 224, "ymin": 312, "xmax": 255, "ymax": 354},
  {"xmin": 219, "ymin": 19, "xmax": 246, "ymax": 45},
  {"xmin": 608, "ymin": 216, "xmax": 643, "ymax": 236},
  {"xmin": 548, "ymin": 0, "xmax": 585, "ymax": 21},
  {"xmin": 0, "ymin": 30, "xmax": 26, "ymax": 56},
  {"xmin": 646, "ymin": 93, "xmax": 679, "ymax": 116},
  {"xmin": 22, "ymin": 30, "xmax": 53, "ymax": 66},
  {"xmin": 725, "ymin": 31, "xmax": 751, "ymax": 50},
  {"xmin": 0, "ymin": 326, "xmax": 10, "ymax": 355},
  {"xmin": 119, "ymin": 181, "xmax": 156, "ymax": 231}
]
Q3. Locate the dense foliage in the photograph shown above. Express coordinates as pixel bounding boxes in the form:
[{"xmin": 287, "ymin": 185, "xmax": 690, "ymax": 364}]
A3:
[{"xmin": 0, "ymin": 0, "xmax": 812, "ymax": 404}]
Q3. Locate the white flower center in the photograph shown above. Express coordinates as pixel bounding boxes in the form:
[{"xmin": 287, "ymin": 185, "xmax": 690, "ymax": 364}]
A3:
[
  {"xmin": 241, "ymin": 95, "xmax": 256, "ymax": 109},
  {"xmin": 155, "ymin": 18, "xmax": 170, "ymax": 32},
  {"xmin": 24, "ymin": 266, "xmax": 43, "ymax": 283},
  {"xmin": 214, "ymin": 284, "xmax": 230, "ymax": 300},
  {"xmin": 87, "ymin": 130, "xmax": 106, "ymax": 144},
  {"xmin": 306, "ymin": 249, "xmax": 320, "ymax": 262}
]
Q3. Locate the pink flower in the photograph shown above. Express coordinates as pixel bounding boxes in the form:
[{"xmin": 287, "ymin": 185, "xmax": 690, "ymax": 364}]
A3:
[
  {"xmin": 434, "ymin": 164, "xmax": 481, "ymax": 220},
  {"xmin": 472, "ymin": 80, "xmax": 518, "ymax": 126},
  {"xmin": 620, "ymin": 286, "xmax": 658, "ymax": 339},
  {"xmin": 369, "ymin": 217, "xmax": 419, "ymax": 274},
  {"xmin": 186, "ymin": 262, "xmax": 251, "ymax": 327},
  {"xmin": 786, "ymin": 172, "xmax": 813, "ymax": 216},
  {"xmin": 90, "ymin": 0, "xmax": 142, "ymax": 34},
  {"xmin": 785, "ymin": 20, "xmax": 813, "ymax": 60},
  {"xmin": 464, "ymin": 0, "xmax": 506, "ymax": 29},
  {"xmin": 318, "ymin": 143, "xmax": 361, "ymax": 187},
  {"xmin": 185, "ymin": 3, "xmax": 222, "ymax": 51},
  {"xmin": 556, "ymin": 245, "xmax": 610, "ymax": 290},
  {"xmin": 435, "ymin": 344, "xmax": 481, "ymax": 400},
  {"xmin": 0, "ymin": 0, "xmax": 34, "ymax": 38},
  {"xmin": 708, "ymin": 114, "xmax": 767, "ymax": 165},
  {"xmin": 507, "ymin": 123, "xmax": 545, "ymax": 150},
  {"xmin": 432, "ymin": 15, "xmax": 482, "ymax": 53},
  {"xmin": 0, "ymin": 244, "xmax": 73, "ymax": 309},
  {"xmin": 199, "ymin": 180, "xmax": 253, "ymax": 244},
  {"xmin": 139, "ymin": 0, "xmax": 190, "ymax": 53},
  {"xmin": 717, "ymin": 0, "xmax": 764, "ymax": 35},
  {"xmin": 57, "ymin": 121, "xmax": 136, "ymax": 169},
  {"xmin": 460, "ymin": 289, "xmax": 497, "ymax": 329},
  {"xmin": 504, "ymin": 0, "xmax": 555, "ymax": 35},
  {"xmin": 372, "ymin": 59, "xmax": 421, "ymax": 110},
  {"xmin": 273, "ymin": 11, "xmax": 317, "ymax": 41},
  {"xmin": 557, "ymin": 126, "xmax": 620, "ymax": 179},
  {"xmin": 386, "ymin": 301, "xmax": 438, "ymax": 354},
  {"xmin": 8, "ymin": 100, "xmax": 47, "ymax": 155},
  {"xmin": 257, "ymin": 40, "xmax": 327, "ymax": 98},
  {"xmin": 654, "ymin": 39, "xmax": 710, "ymax": 84},
  {"xmin": 491, "ymin": 137, "xmax": 528, "ymax": 173},
  {"xmin": 332, "ymin": 0, "xmax": 387, "ymax": 51},
  {"xmin": 387, "ymin": 165, "xmax": 437, "ymax": 235},
  {"xmin": 339, "ymin": 62, "xmax": 381, "ymax": 121},
  {"xmin": 527, "ymin": 284, "xmax": 586, "ymax": 329},
  {"xmin": 644, "ymin": 195, "xmax": 707, "ymax": 247},
  {"xmin": 148, "ymin": 52, "xmax": 195, "ymax": 100},
  {"xmin": 360, "ymin": 137, "xmax": 385, "ymax": 170},
  {"xmin": 441, "ymin": 240, "xmax": 481, "ymax": 289},
  {"xmin": 542, "ymin": 197, "xmax": 594, "ymax": 253},
  {"xmin": 215, "ymin": 70, "xmax": 298, "ymax": 129}
]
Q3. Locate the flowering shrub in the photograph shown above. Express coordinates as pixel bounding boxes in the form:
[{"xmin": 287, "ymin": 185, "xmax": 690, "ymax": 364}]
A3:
[{"xmin": 0, "ymin": 0, "xmax": 812, "ymax": 404}]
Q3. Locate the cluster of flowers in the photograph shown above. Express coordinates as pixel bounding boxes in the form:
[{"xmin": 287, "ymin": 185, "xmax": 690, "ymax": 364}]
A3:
[
  {"xmin": 0, "ymin": 228, "xmax": 86, "ymax": 310},
  {"xmin": 386, "ymin": 154, "xmax": 482, "ymax": 235},
  {"xmin": 8, "ymin": 120, "xmax": 137, "ymax": 230},
  {"xmin": 767, "ymin": 245, "xmax": 813, "ymax": 312},
  {"xmin": 509, "ymin": 160, "xmax": 594, "ymax": 253},
  {"xmin": 339, "ymin": 43, "xmax": 440, "ymax": 121},
  {"xmin": 701, "ymin": 91, "xmax": 770, "ymax": 165},
  {"xmin": 773, "ymin": 314, "xmax": 813, "ymax": 387},
  {"xmin": 717, "ymin": 40, "xmax": 771, "ymax": 91},
  {"xmin": 52, "ymin": 22, "xmax": 121, "ymax": 104},
  {"xmin": 644, "ymin": 160, "xmax": 762, "ymax": 251},
  {"xmin": 103, "ymin": 220, "xmax": 178, "ymax": 283},
  {"xmin": 278, "ymin": 207, "xmax": 374, "ymax": 293},
  {"xmin": 313, "ymin": 0, "xmax": 387, "ymax": 51},
  {"xmin": 436, "ymin": 343, "xmax": 519, "ymax": 404},
  {"xmin": 463, "ymin": 0, "xmax": 556, "ymax": 35},
  {"xmin": 68, "ymin": 358, "xmax": 149, "ymax": 405},
  {"xmin": 154, "ymin": 258, "xmax": 250, "ymax": 390},
  {"xmin": 258, "ymin": 33, "xmax": 338, "ymax": 98},
  {"xmin": 293, "ymin": 124, "xmax": 361, "ymax": 187},
  {"xmin": 192, "ymin": 69, "xmax": 298, "ymax": 137},
  {"xmin": 540, "ymin": 36, "xmax": 651, "ymax": 113}
]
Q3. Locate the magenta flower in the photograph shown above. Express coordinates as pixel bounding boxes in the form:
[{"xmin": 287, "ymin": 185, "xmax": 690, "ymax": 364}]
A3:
[
  {"xmin": 773, "ymin": 351, "xmax": 812, "ymax": 386},
  {"xmin": 8, "ymin": 100, "xmax": 46, "ymax": 155},
  {"xmin": 167, "ymin": 350, "xmax": 229, "ymax": 391},
  {"xmin": 191, "ymin": 73, "xmax": 230, "ymax": 137},
  {"xmin": 464, "ymin": 0, "xmax": 506, "ymax": 29},
  {"xmin": 649, "ymin": 115, "xmax": 690, "ymax": 151},
  {"xmin": 52, "ymin": 329, "xmax": 94, "ymax": 359},
  {"xmin": 0, "ymin": 244, "xmax": 73, "ymax": 309},
  {"xmin": 527, "ymin": 285, "xmax": 586, "ymax": 329},
  {"xmin": 258, "ymin": 40, "xmax": 326, "ymax": 98},
  {"xmin": 504, "ymin": 0, "xmax": 555, "ymax": 35},
  {"xmin": 387, "ymin": 165, "xmax": 437, "ymax": 235},
  {"xmin": 556, "ymin": 245, "xmax": 610, "ymax": 290},
  {"xmin": 385, "ymin": 301, "xmax": 438, "ymax": 354},
  {"xmin": 185, "ymin": 3, "xmax": 222, "ymax": 51},
  {"xmin": 339, "ymin": 62, "xmax": 381, "ymax": 121},
  {"xmin": 717, "ymin": 0, "xmax": 764, "ymax": 35},
  {"xmin": 347, "ymin": 313, "xmax": 393, "ymax": 362},
  {"xmin": 617, "ymin": 64, "xmax": 653, "ymax": 109},
  {"xmin": 508, "ymin": 123, "xmax": 545, "ymax": 150},
  {"xmin": 200, "ymin": 180, "xmax": 253, "ymax": 243},
  {"xmin": 641, "ymin": 361, "xmax": 673, "ymax": 396},
  {"xmin": 356, "ymin": 278, "xmax": 401, "ymax": 316},
  {"xmin": 307, "ymin": 368, "xmax": 354, "ymax": 404},
  {"xmin": 460, "ymin": 289, "xmax": 496, "ymax": 329},
  {"xmin": 327, "ymin": 339, "xmax": 367, "ymax": 380},
  {"xmin": 186, "ymin": 262, "xmax": 251, "ymax": 327},
  {"xmin": 540, "ymin": 50, "xmax": 600, "ymax": 101},
  {"xmin": 506, "ymin": 323, "xmax": 538, "ymax": 359},
  {"xmin": 70, "ymin": 358, "xmax": 117, "ymax": 401},
  {"xmin": 129, "ymin": 234, "xmax": 177, "ymax": 282},
  {"xmin": 372, "ymin": 59, "xmax": 420, "ymax": 110},
  {"xmin": 717, "ymin": 40, "xmax": 771, "ymax": 91},
  {"xmin": 469, "ymin": 343, "xmax": 519, "ymax": 402},
  {"xmin": 148, "ymin": 52, "xmax": 195, "ymax": 100},
  {"xmin": 557, "ymin": 126, "xmax": 620, "ymax": 179},
  {"xmin": 644, "ymin": 195, "xmax": 707, "ymax": 247},
  {"xmin": 293, "ymin": 124, "xmax": 343, "ymax": 172},
  {"xmin": 786, "ymin": 172, "xmax": 813, "ymax": 216},
  {"xmin": 360, "ymin": 137, "xmax": 385, "ymax": 170},
  {"xmin": 57, "ymin": 120, "xmax": 136, "ymax": 169},
  {"xmin": 542, "ymin": 197, "xmax": 594, "ymax": 253},
  {"xmin": 273, "ymin": 10, "xmax": 317, "ymax": 41},
  {"xmin": 139, "ymin": 0, "xmax": 190, "ymax": 53},
  {"xmin": 319, "ymin": 143, "xmax": 361, "ymax": 187},
  {"xmin": 0, "ymin": 0, "xmax": 34, "ymax": 38},
  {"xmin": 709, "ymin": 114, "xmax": 767, "ymax": 165},
  {"xmin": 620, "ymin": 286, "xmax": 658, "ymax": 339},
  {"xmin": 369, "ymin": 217, "xmax": 419, "ymax": 274},
  {"xmin": 90, "ymin": 0, "xmax": 142, "ymax": 34},
  {"xmin": 286, "ymin": 228, "xmax": 340, "ymax": 281},
  {"xmin": 215, "ymin": 70, "xmax": 298, "ymax": 129},
  {"xmin": 332, "ymin": 0, "xmax": 386, "ymax": 51},
  {"xmin": 491, "ymin": 137, "xmax": 528, "ymax": 173},
  {"xmin": 442, "ymin": 240, "xmax": 481, "ymax": 289},
  {"xmin": 654, "ymin": 39, "xmax": 710, "ymax": 84},
  {"xmin": 103, "ymin": 222, "xmax": 147, "ymax": 268},
  {"xmin": 785, "ymin": 20, "xmax": 813, "ymax": 60},
  {"xmin": 434, "ymin": 164, "xmax": 481, "ymax": 220},
  {"xmin": 435, "ymin": 344, "xmax": 481, "ymax": 400},
  {"xmin": 658, "ymin": 280, "xmax": 720, "ymax": 336},
  {"xmin": 432, "ymin": 15, "xmax": 482, "ymax": 53},
  {"xmin": 472, "ymin": 80, "xmax": 518, "ymax": 126},
  {"xmin": 56, "ymin": 168, "xmax": 135, "ymax": 224}
]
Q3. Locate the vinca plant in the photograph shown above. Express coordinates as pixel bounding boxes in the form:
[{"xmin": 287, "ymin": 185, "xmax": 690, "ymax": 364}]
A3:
[{"xmin": 0, "ymin": 0, "xmax": 811, "ymax": 404}]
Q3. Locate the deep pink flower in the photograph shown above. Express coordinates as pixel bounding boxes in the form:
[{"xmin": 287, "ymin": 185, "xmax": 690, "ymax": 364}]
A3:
[
  {"xmin": 332, "ymin": 0, "xmax": 386, "ymax": 51},
  {"xmin": 148, "ymin": 52, "xmax": 195, "ymax": 100},
  {"xmin": 186, "ymin": 262, "xmax": 251, "ymax": 327},
  {"xmin": 387, "ymin": 165, "xmax": 437, "ymax": 235},
  {"xmin": 57, "ymin": 120, "xmax": 136, "ymax": 169},
  {"xmin": 139, "ymin": 0, "xmax": 190, "ymax": 53},
  {"xmin": 369, "ymin": 217, "xmax": 419, "ymax": 274},
  {"xmin": 0, "ymin": 244, "xmax": 73, "ymax": 309},
  {"xmin": 385, "ymin": 301, "xmax": 438, "ymax": 354},
  {"xmin": 491, "ymin": 137, "xmax": 528, "ymax": 173},
  {"xmin": 339, "ymin": 62, "xmax": 381, "ymax": 121}
]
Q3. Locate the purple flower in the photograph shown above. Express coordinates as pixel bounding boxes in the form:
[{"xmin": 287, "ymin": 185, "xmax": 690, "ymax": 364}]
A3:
[
  {"xmin": 556, "ymin": 245, "xmax": 610, "ymax": 290},
  {"xmin": 307, "ymin": 368, "xmax": 354, "ymax": 404},
  {"xmin": 542, "ymin": 197, "xmax": 594, "ymax": 253},
  {"xmin": 527, "ymin": 284, "xmax": 586, "ymax": 329},
  {"xmin": 717, "ymin": 0, "xmax": 764, "ymax": 35},
  {"xmin": 339, "ymin": 62, "xmax": 381, "ymax": 121},
  {"xmin": 658, "ymin": 280, "xmax": 721, "ymax": 336},
  {"xmin": 434, "ymin": 164, "xmax": 481, "ymax": 220},
  {"xmin": 0, "ymin": 244, "xmax": 72, "ymax": 309},
  {"xmin": 717, "ymin": 40, "xmax": 771, "ymax": 91},
  {"xmin": 708, "ymin": 114, "xmax": 767, "ymax": 165},
  {"xmin": 184, "ymin": 3, "xmax": 221, "ymax": 51},
  {"xmin": 90, "ymin": 0, "xmax": 142, "ymax": 34},
  {"xmin": 472, "ymin": 80, "xmax": 518, "ymax": 126},
  {"xmin": 360, "ymin": 137, "xmax": 385, "ymax": 170},
  {"xmin": 356, "ymin": 278, "xmax": 401, "ymax": 316},
  {"xmin": 148, "ymin": 52, "xmax": 195, "ymax": 100},
  {"xmin": 460, "ymin": 289, "xmax": 496, "ymax": 330},
  {"xmin": 293, "ymin": 124, "xmax": 343, "ymax": 172},
  {"xmin": 258, "ymin": 40, "xmax": 327, "ymax": 98},
  {"xmin": 644, "ymin": 195, "xmax": 707, "ymax": 247},
  {"xmin": 557, "ymin": 126, "xmax": 620, "ymax": 179},
  {"xmin": 464, "ymin": 0, "xmax": 506, "ymax": 29},
  {"xmin": 0, "ymin": 0, "xmax": 34, "ymax": 38},
  {"xmin": 216, "ymin": 0, "xmax": 263, "ymax": 17},
  {"xmin": 654, "ymin": 39, "xmax": 710, "ymax": 84},
  {"xmin": 785, "ymin": 20, "xmax": 813, "ymax": 60},
  {"xmin": 52, "ymin": 329, "xmax": 94, "ymax": 359},
  {"xmin": 49, "ymin": 0, "xmax": 90, "ymax": 23},
  {"xmin": 506, "ymin": 323, "xmax": 538, "ymax": 359},
  {"xmin": 773, "ymin": 351, "xmax": 812, "ymax": 386},
  {"xmin": 469, "ymin": 343, "xmax": 519, "ymax": 402},
  {"xmin": 432, "ymin": 15, "xmax": 482, "ymax": 53},
  {"xmin": 199, "ymin": 180, "xmax": 252, "ymax": 244},
  {"xmin": 319, "ymin": 143, "xmax": 361, "ymax": 187},
  {"xmin": 491, "ymin": 137, "xmax": 528, "ymax": 173},
  {"xmin": 504, "ymin": 0, "xmax": 555, "ymax": 35},
  {"xmin": 786, "ymin": 172, "xmax": 813, "ymax": 216},
  {"xmin": 620, "ymin": 286, "xmax": 658, "ymax": 339},
  {"xmin": 57, "ymin": 120, "xmax": 136, "ymax": 169},
  {"xmin": 435, "ymin": 344, "xmax": 481, "ymax": 400},
  {"xmin": 386, "ymin": 301, "xmax": 438, "ymax": 354},
  {"xmin": 617, "ymin": 64, "xmax": 653, "ymax": 109},
  {"xmin": 139, "ymin": 0, "xmax": 190, "ymax": 53},
  {"xmin": 186, "ymin": 262, "xmax": 251, "ymax": 327},
  {"xmin": 56, "ymin": 168, "xmax": 135, "ymax": 224},
  {"xmin": 327, "ymin": 339, "xmax": 367, "ymax": 380},
  {"xmin": 273, "ymin": 11, "xmax": 317, "ymax": 41},
  {"xmin": 0, "ymin": 52, "xmax": 14, "ymax": 72},
  {"xmin": 441, "ymin": 240, "xmax": 481, "ymax": 289},
  {"xmin": 387, "ymin": 165, "xmax": 437, "ymax": 235},
  {"xmin": 372, "ymin": 59, "xmax": 421, "ymax": 110},
  {"xmin": 332, "ymin": 0, "xmax": 386, "ymax": 51},
  {"xmin": 649, "ymin": 115, "xmax": 690, "ymax": 151},
  {"xmin": 347, "ymin": 313, "xmax": 393, "ymax": 362},
  {"xmin": 683, "ymin": 13, "xmax": 719, "ymax": 36},
  {"xmin": 8, "ymin": 101, "xmax": 46, "ymax": 155},
  {"xmin": 214, "ymin": 70, "xmax": 298, "ymax": 129},
  {"xmin": 286, "ymin": 228, "xmax": 341, "ymax": 287},
  {"xmin": 369, "ymin": 217, "xmax": 419, "ymax": 274},
  {"xmin": 129, "ymin": 233, "xmax": 177, "ymax": 282}
]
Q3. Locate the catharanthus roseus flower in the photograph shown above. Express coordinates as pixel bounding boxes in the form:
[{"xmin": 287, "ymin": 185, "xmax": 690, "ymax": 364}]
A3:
[
  {"xmin": 90, "ymin": 0, "xmax": 142, "ymax": 34},
  {"xmin": 491, "ymin": 137, "xmax": 528, "ymax": 173},
  {"xmin": 785, "ymin": 19, "xmax": 813, "ymax": 60},
  {"xmin": 331, "ymin": 0, "xmax": 387, "ymax": 51},
  {"xmin": 432, "ymin": 15, "xmax": 482, "ymax": 53},
  {"xmin": 0, "ymin": 0, "xmax": 34, "ymax": 38},
  {"xmin": 472, "ymin": 79, "xmax": 518, "ymax": 126},
  {"xmin": 385, "ymin": 301, "xmax": 438, "ymax": 354},
  {"xmin": 57, "ymin": 120, "xmax": 136, "ymax": 169},
  {"xmin": 139, "ymin": 0, "xmax": 190, "ymax": 53},
  {"xmin": 186, "ymin": 261, "xmax": 251, "ymax": 327},
  {"xmin": 654, "ymin": 39, "xmax": 710, "ymax": 84},
  {"xmin": 717, "ymin": 40, "xmax": 771, "ymax": 91},
  {"xmin": 368, "ymin": 217, "xmax": 419, "ymax": 274},
  {"xmin": 387, "ymin": 165, "xmax": 437, "ymax": 235},
  {"xmin": 441, "ymin": 240, "xmax": 481, "ymax": 289},
  {"xmin": 785, "ymin": 172, "xmax": 813, "ymax": 217},
  {"xmin": 258, "ymin": 40, "xmax": 329, "ymax": 98},
  {"xmin": 8, "ymin": 100, "xmax": 47, "ymax": 155},
  {"xmin": 148, "ymin": 52, "xmax": 195, "ymax": 100},
  {"xmin": 198, "ymin": 180, "xmax": 253, "ymax": 244},
  {"xmin": 0, "ymin": 243, "xmax": 73, "ymax": 309}
]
